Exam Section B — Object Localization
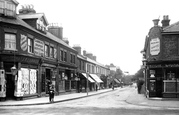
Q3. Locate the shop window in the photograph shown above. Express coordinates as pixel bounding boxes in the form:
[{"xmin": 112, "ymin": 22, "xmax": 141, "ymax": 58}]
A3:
[
  {"xmin": 5, "ymin": 33, "xmax": 16, "ymax": 50},
  {"xmin": 28, "ymin": 38, "xmax": 33, "ymax": 53}
]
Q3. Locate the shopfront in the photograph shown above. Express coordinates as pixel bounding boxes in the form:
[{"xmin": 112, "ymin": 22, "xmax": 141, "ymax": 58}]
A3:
[{"xmin": 146, "ymin": 64, "xmax": 179, "ymax": 98}]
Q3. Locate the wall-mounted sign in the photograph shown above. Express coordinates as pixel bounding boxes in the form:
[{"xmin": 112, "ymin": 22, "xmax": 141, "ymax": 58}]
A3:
[
  {"xmin": 20, "ymin": 34, "xmax": 27, "ymax": 51},
  {"xmin": 150, "ymin": 38, "xmax": 160, "ymax": 55},
  {"xmin": 34, "ymin": 39, "xmax": 44, "ymax": 56}
]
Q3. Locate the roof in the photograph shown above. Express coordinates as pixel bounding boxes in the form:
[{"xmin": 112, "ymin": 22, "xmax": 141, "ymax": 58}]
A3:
[
  {"xmin": 77, "ymin": 55, "xmax": 87, "ymax": 60},
  {"xmin": 18, "ymin": 13, "xmax": 48, "ymax": 25},
  {"xmin": 0, "ymin": 16, "xmax": 75, "ymax": 51},
  {"xmin": 163, "ymin": 21, "xmax": 179, "ymax": 33},
  {"xmin": 12, "ymin": 0, "xmax": 19, "ymax": 5}
]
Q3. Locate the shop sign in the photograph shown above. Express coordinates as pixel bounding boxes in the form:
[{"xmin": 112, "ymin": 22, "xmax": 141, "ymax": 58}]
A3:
[
  {"xmin": 34, "ymin": 39, "xmax": 44, "ymax": 56},
  {"xmin": 20, "ymin": 34, "xmax": 28, "ymax": 51},
  {"xmin": 150, "ymin": 38, "xmax": 160, "ymax": 55}
]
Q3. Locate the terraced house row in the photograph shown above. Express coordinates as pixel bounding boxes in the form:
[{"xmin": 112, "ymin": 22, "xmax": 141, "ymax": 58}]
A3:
[{"xmin": 0, "ymin": 0, "xmax": 110, "ymax": 100}]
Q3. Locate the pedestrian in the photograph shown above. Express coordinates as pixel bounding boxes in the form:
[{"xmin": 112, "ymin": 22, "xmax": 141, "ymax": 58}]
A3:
[
  {"xmin": 49, "ymin": 83, "xmax": 55, "ymax": 103},
  {"xmin": 96, "ymin": 84, "xmax": 98, "ymax": 91}
]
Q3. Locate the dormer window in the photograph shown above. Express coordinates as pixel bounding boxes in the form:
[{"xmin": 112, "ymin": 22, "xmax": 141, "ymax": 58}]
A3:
[
  {"xmin": 36, "ymin": 19, "xmax": 46, "ymax": 32},
  {"xmin": 0, "ymin": 0, "xmax": 17, "ymax": 17}
]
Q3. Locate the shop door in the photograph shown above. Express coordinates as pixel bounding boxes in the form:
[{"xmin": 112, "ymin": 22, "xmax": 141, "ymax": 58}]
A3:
[
  {"xmin": 6, "ymin": 74, "xmax": 15, "ymax": 99},
  {"xmin": 45, "ymin": 69, "xmax": 51, "ymax": 94},
  {"xmin": 156, "ymin": 77, "xmax": 163, "ymax": 97}
]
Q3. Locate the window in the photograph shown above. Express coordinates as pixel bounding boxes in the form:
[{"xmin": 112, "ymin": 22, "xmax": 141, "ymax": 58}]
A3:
[
  {"xmin": 45, "ymin": 44, "xmax": 49, "ymax": 57},
  {"xmin": 64, "ymin": 51, "xmax": 67, "ymax": 62},
  {"xmin": 73, "ymin": 55, "xmax": 75, "ymax": 64},
  {"xmin": 60, "ymin": 50, "xmax": 63, "ymax": 61},
  {"xmin": 5, "ymin": 33, "xmax": 16, "ymax": 50},
  {"xmin": 28, "ymin": 38, "xmax": 33, "ymax": 53},
  {"xmin": 78, "ymin": 60, "xmax": 81, "ymax": 70},
  {"xmin": 6, "ymin": 2, "xmax": 15, "ymax": 16},
  {"xmin": 36, "ymin": 19, "xmax": 46, "ymax": 32},
  {"xmin": 0, "ymin": 1, "xmax": 16, "ymax": 17},
  {"xmin": 54, "ymin": 48, "xmax": 57, "ymax": 58},
  {"xmin": 70, "ymin": 54, "xmax": 73, "ymax": 63},
  {"xmin": 0, "ymin": 1, "xmax": 4, "ymax": 14},
  {"xmin": 50, "ymin": 46, "xmax": 54, "ymax": 58}
]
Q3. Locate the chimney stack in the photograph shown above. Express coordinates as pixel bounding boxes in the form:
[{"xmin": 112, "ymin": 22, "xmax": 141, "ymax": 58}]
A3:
[
  {"xmin": 73, "ymin": 45, "xmax": 81, "ymax": 55},
  {"xmin": 86, "ymin": 53, "xmax": 93, "ymax": 59},
  {"xmin": 161, "ymin": 15, "xmax": 170, "ymax": 28},
  {"xmin": 93, "ymin": 56, "xmax": 96, "ymax": 61},
  {"xmin": 83, "ymin": 50, "xmax": 86, "ymax": 56},
  {"xmin": 62, "ymin": 37, "xmax": 69, "ymax": 45},
  {"xmin": 153, "ymin": 19, "xmax": 160, "ymax": 26},
  {"xmin": 48, "ymin": 23, "xmax": 63, "ymax": 39}
]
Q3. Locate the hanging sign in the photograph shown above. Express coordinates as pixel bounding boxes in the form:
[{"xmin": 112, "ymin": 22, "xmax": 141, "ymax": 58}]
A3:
[{"xmin": 150, "ymin": 38, "xmax": 160, "ymax": 55}]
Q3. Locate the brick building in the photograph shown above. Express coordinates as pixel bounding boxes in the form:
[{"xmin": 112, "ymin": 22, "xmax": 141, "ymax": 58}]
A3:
[{"xmin": 142, "ymin": 15, "xmax": 179, "ymax": 98}]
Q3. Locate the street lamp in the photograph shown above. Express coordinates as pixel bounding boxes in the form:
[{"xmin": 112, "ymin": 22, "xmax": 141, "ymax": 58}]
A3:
[{"xmin": 86, "ymin": 72, "xmax": 89, "ymax": 96}]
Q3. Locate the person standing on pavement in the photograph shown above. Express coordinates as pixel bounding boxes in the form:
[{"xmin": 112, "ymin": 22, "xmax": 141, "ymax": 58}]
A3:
[{"xmin": 49, "ymin": 82, "xmax": 55, "ymax": 103}]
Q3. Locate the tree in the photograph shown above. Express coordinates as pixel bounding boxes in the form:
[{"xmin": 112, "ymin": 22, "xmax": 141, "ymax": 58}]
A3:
[{"xmin": 132, "ymin": 68, "xmax": 144, "ymax": 81}]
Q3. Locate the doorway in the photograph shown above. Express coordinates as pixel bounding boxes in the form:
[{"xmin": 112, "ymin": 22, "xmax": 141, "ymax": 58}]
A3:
[{"xmin": 6, "ymin": 74, "xmax": 15, "ymax": 99}]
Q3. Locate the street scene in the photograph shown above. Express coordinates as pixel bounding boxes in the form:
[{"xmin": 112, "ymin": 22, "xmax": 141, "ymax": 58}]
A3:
[
  {"xmin": 1, "ymin": 85, "xmax": 179, "ymax": 115},
  {"xmin": 1, "ymin": 0, "xmax": 179, "ymax": 115}
]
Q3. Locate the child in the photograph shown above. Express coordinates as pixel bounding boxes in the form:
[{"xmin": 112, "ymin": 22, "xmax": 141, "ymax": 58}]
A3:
[{"xmin": 49, "ymin": 84, "xmax": 55, "ymax": 103}]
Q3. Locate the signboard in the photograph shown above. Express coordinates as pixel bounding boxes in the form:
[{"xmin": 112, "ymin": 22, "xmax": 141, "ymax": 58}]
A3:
[
  {"xmin": 20, "ymin": 34, "xmax": 27, "ymax": 51},
  {"xmin": 150, "ymin": 38, "xmax": 160, "ymax": 55},
  {"xmin": 34, "ymin": 39, "xmax": 44, "ymax": 56}
]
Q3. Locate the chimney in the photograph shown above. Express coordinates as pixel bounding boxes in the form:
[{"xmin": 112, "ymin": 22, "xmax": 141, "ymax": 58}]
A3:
[
  {"xmin": 83, "ymin": 50, "xmax": 86, "ymax": 56},
  {"xmin": 161, "ymin": 15, "xmax": 170, "ymax": 28},
  {"xmin": 93, "ymin": 56, "xmax": 96, "ymax": 61},
  {"xmin": 48, "ymin": 23, "xmax": 63, "ymax": 39},
  {"xmin": 62, "ymin": 37, "xmax": 69, "ymax": 45},
  {"xmin": 73, "ymin": 45, "xmax": 81, "ymax": 55},
  {"xmin": 86, "ymin": 53, "xmax": 93, "ymax": 59},
  {"xmin": 152, "ymin": 19, "xmax": 160, "ymax": 26},
  {"xmin": 19, "ymin": 4, "xmax": 36, "ymax": 14}
]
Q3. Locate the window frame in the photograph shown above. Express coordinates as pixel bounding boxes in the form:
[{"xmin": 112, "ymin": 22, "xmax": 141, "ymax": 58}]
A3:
[
  {"xmin": 45, "ymin": 44, "xmax": 49, "ymax": 57},
  {"xmin": 4, "ymin": 33, "xmax": 16, "ymax": 51},
  {"xmin": 28, "ymin": 37, "xmax": 33, "ymax": 53}
]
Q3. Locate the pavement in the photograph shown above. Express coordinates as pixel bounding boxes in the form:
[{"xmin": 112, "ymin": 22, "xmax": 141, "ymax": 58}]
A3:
[{"xmin": 0, "ymin": 86, "xmax": 179, "ymax": 108}]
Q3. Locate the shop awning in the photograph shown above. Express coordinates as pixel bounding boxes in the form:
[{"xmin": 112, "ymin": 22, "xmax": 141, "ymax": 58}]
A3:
[
  {"xmin": 89, "ymin": 74, "xmax": 103, "ymax": 83},
  {"xmin": 81, "ymin": 73, "xmax": 95, "ymax": 83}
]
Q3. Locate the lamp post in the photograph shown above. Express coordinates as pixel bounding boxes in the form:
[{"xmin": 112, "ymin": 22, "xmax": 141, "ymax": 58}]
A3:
[{"xmin": 86, "ymin": 72, "xmax": 89, "ymax": 96}]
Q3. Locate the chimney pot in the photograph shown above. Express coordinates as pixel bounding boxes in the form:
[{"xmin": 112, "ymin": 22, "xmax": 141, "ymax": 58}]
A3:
[
  {"xmin": 161, "ymin": 15, "xmax": 170, "ymax": 28},
  {"xmin": 153, "ymin": 19, "xmax": 160, "ymax": 26}
]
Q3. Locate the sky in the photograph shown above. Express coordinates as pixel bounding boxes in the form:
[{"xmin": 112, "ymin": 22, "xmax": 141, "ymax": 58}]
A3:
[{"xmin": 16, "ymin": 0, "xmax": 179, "ymax": 75}]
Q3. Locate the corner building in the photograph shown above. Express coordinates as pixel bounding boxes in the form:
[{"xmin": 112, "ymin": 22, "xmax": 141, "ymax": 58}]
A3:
[
  {"xmin": 0, "ymin": 0, "xmax": 77, "ymax": 100},
  {"xmin": 142, "ymin": 15, "xmax": 179, "ymax": 98}
]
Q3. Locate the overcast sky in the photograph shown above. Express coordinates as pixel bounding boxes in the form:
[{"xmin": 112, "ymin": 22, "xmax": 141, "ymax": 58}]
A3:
[{"xmin": 16, "ymin": 0, "xmax": 179, "ymax": 75}]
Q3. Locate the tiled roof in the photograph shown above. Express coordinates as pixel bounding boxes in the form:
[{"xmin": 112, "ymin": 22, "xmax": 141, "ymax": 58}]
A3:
[
  {"xmin": 0, "ymin": 16, "xmax": 75, "ymax": 51},
  {"xmin": 163, "ymin": 21, "xmax": 179, "ymax": 32}
]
